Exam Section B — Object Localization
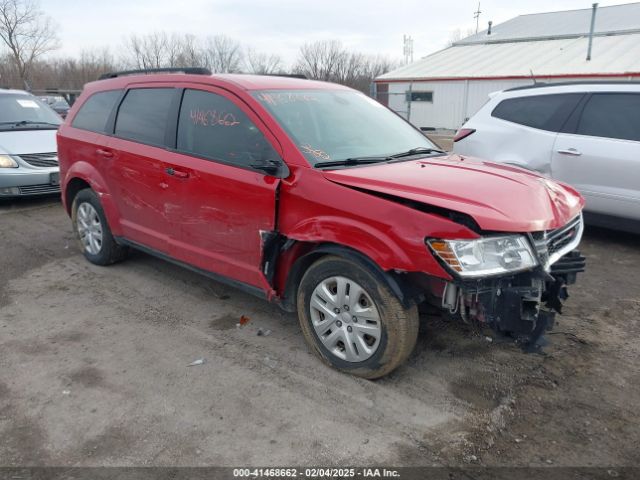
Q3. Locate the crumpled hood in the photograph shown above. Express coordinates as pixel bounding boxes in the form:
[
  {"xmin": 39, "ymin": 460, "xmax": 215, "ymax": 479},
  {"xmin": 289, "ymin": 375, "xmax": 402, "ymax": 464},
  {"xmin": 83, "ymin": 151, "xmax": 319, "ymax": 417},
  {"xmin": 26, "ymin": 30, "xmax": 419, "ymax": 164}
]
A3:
[
  {"xmin": 0, "ymin": 129, "xmax": 58, "ymax": 155},
  {"xmin": 322, "ymin": 155, "xmax": 584, "ymax": 232}
]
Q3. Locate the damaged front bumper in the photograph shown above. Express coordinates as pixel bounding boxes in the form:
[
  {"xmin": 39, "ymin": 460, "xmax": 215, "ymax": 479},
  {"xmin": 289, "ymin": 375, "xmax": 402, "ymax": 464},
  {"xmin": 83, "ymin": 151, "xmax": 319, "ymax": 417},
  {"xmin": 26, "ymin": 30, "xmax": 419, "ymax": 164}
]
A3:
[
  {"xmin": 433, "ymin": 215, "xmax": 586, "ymax": 347},
  {"xmin": 440, "ymin": 250, "xmax": 586, "ymax": 346}
]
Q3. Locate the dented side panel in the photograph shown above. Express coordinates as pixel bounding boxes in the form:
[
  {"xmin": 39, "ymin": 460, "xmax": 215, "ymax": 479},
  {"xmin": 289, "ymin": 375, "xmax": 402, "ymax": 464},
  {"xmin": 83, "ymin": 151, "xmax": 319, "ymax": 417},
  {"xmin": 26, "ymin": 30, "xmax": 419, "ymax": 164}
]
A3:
[
  {"xmin": 166, "ymin": 152, "xmax": 281, "ymax": 293},
  {"xmin": 274, "ymin": 165, "xmax": 479, "ymax": 285}
]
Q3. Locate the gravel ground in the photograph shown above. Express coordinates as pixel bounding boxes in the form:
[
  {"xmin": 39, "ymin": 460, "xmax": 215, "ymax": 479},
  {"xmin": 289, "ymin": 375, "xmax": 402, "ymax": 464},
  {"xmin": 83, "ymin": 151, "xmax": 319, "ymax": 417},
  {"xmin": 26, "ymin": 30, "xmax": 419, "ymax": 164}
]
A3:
[{"xmin": 0, "ymin": 196, "xmax": 638, "ymax": 467}]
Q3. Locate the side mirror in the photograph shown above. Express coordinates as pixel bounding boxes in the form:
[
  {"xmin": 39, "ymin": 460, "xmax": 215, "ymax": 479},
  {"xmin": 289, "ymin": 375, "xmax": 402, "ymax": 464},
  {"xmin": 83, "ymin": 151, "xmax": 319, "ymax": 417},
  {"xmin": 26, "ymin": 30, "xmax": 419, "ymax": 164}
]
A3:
[
  {"xmin": 249, "ymin": 144, "xmax": 289, "ymax": 177},
  {"xmin": 250, "ymin": 159, "xmax": 283, "ymax": 176}
]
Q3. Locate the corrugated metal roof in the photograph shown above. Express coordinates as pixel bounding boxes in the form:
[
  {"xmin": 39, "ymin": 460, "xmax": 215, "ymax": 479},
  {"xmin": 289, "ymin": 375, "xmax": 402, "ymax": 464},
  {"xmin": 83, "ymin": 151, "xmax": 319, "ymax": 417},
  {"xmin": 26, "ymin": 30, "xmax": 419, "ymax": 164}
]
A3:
[
  {"xmin": 456, "ymin": 2, "xmax": 640, "ymax": 45},
  {"xmin": 377, "ymin": 33, "xmax": 640, "ymax": 81}
]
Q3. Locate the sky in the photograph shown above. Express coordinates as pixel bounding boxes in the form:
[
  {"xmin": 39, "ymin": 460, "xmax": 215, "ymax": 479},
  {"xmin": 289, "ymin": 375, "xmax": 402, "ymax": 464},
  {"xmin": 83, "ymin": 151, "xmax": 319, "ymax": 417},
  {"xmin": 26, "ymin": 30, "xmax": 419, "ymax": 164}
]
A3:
[{"xmin": 40, "ymin": 0, "xmax": 639, "ymax": 66}]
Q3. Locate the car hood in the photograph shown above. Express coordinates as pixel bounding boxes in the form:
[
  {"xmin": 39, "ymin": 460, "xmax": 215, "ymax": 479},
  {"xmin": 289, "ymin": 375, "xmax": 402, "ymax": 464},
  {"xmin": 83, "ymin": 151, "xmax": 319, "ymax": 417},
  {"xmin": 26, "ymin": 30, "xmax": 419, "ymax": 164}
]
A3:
[
  {"xmin": 0, "ymin": 129, "xmax": 58, "ymax": 155},
  {"xmin": 322, "ymin": 155, "xmax": 584, "ymax": 232}
]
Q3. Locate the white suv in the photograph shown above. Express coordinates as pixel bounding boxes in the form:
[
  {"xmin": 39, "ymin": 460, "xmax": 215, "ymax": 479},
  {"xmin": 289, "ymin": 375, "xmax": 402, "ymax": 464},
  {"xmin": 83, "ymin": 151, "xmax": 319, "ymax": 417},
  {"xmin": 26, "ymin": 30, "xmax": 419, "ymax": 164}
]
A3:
[{"xmin": 453, "ymin": 82, "xmax": 640, "ymax": 233}]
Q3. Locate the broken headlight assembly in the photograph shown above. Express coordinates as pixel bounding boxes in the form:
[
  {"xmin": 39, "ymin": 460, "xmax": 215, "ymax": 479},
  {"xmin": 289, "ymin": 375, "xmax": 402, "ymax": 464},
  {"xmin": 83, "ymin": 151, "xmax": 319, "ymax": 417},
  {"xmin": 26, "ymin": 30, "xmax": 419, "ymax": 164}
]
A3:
[{"xmin": 427, "ymin": 235, "xmax": 538, "ymax": 278}]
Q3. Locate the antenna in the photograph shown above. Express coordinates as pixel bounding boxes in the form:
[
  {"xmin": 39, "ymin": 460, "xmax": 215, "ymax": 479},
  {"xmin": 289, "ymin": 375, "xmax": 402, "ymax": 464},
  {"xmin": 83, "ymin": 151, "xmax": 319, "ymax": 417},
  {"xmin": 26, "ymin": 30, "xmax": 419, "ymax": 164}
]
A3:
[
  {"xmin": 474, "ymin": 2, "xmax": 482, "ymax": 34},
  {"xmin": 586, "ymin": 3, "xmax": 599, "ymax": 61},
  {"xmin": 403, "ymin": 35, "xmax": 414, "ymax": 65},
  {"xmin": 530, "ymin": 69, "xmax": 538, "ymax": 85}
]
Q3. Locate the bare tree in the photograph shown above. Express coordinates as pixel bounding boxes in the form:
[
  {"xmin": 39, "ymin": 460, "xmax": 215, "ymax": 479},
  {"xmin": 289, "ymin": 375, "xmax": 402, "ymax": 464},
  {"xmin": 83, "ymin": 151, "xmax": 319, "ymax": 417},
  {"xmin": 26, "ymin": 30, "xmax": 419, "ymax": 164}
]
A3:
[
  {"xmin": 244, "ymin": 47, "xmax": 283, "ymax": 75},
  {"xmin": 294, "ymin": 40, "xmax": 347, "ymax": 81},
  {"xmin": 294, "ymin": 40, "xmax": 400, "ymax": 93},
  {"xmin": 123, "ymin": 32, "xmax": 208, "ymax": 70},
  {"xmin": 202, "ymin": 35, "xmax": 243, "ymax": 73},
  {"xmin": 174, "ymin": 34, "xmax": 203, "ymax": 67},
  {"xmin": 124, "ymin": 32, "xmax": 170, "ymax": 69},
  {"xmin": 0, "ymin": 0, "xmax": 58, "ymax": 89}
]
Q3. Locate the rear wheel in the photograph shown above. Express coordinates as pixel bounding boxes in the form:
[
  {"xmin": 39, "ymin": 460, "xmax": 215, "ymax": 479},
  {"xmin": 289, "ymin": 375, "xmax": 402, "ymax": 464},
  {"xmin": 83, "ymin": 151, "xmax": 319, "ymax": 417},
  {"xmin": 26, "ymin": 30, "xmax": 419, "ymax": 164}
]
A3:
[
  {"xmin": 71, "ymin": 189, "xmax": 128, "ymax": 265},
  {"xmin": 297, "ymin": 255, "xmax": 419, "ymax": 379}
]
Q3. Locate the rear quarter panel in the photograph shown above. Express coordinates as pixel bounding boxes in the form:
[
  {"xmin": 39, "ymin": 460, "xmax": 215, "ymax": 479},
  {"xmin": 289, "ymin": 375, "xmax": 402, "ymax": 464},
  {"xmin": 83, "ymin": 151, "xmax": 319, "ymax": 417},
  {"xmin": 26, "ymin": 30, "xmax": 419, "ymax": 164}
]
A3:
[{"xmin": 57, "ymin": 125, "xmax": 123, "ymax": 235}]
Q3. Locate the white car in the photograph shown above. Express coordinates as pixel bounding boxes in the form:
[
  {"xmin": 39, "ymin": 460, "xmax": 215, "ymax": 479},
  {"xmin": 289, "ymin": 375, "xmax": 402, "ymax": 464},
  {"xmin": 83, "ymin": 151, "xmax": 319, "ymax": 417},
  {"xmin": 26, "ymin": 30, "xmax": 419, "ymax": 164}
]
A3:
[
  {"xmin": 0, "ymin": 89, "xmax": 62, "ymax": 197},
  {"xmin": 453, "ymin": 82, "xmax": 640, "ymax": 233}
]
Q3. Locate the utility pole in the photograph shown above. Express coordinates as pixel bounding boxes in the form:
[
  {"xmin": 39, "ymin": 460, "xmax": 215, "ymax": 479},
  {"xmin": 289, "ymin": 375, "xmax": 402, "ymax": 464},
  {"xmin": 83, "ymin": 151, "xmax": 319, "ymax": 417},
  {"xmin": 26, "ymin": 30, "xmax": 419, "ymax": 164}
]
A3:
[
  {"xmin": 474, "ymin": 2, "xmax": 482, "ymax": 33},
  {"xmin": 403, "ymin": 34, "xmax": 414, "ymax": 65}
]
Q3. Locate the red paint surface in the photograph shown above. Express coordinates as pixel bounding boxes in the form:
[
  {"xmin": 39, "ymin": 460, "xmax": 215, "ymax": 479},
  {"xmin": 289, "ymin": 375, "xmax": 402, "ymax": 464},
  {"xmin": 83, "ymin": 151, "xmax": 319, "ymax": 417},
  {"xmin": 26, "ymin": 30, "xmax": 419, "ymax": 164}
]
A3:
[{"xmin": 59, "ymin": 73, "xmax": 584, "ymax": 299}]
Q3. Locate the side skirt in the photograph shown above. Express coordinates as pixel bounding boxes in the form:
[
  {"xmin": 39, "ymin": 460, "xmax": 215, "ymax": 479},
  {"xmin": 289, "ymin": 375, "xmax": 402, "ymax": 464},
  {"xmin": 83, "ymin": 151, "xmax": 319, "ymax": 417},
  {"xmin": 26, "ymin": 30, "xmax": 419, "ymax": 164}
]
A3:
[{"xmin": 114, "ymin": 236, "xmax": 269, "ymax": 301}]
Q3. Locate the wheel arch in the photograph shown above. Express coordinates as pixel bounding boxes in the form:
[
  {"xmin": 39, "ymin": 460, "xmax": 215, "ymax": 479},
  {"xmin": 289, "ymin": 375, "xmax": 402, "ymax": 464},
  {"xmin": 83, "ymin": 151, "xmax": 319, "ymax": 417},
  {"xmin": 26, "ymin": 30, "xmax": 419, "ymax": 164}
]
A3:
[
  {"xmin": 277, "ymin": 241, "xmax": 423, "ymax": 313},
  {"xmin": 62, "ymin": 161, "xmax": 122, "ymax": 235},
  {"xmin": 64, "ymin": 177, "xmax": 91, "ymax": 214}
]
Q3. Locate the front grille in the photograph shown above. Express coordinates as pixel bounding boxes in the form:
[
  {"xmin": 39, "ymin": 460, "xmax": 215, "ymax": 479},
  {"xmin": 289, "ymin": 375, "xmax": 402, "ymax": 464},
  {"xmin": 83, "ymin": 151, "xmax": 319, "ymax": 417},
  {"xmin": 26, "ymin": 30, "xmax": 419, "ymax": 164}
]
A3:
[
  {"xmin": 18, "ymin": 184, "xmax": 60, "ymax": 195},
  {"xmin": 18, "ymin": 152, "xmax": 58, "ymax": 168},
  {"xmin": 532, "ymin": 214, "xmax": 583, "ymax": 270}
]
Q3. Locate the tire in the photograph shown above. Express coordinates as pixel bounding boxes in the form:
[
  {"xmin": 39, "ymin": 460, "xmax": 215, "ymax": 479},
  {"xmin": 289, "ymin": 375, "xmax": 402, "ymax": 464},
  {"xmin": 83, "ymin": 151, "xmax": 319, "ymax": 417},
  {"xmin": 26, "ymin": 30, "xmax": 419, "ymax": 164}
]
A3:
[
  {"xmin": 71, "ymin": 188, "xmax": 128, "ymax": 265},
  {"xmin": 297, "ymin": 255, "xmax": 419, "ymax": 379}
]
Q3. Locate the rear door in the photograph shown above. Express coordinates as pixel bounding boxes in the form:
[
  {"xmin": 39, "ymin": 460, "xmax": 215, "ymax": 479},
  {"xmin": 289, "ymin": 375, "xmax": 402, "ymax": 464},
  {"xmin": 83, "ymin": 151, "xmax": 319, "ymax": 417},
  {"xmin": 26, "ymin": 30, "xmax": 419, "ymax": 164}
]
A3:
[
  {"xmin": 105, "ymin": 87, "xmax": 180, "ymax": 253},
  {"xmin": 166, "ymin": 86, "xmax": 284, "ymax": 290},
  {"xmin": 551, "ymin": 92, "xmax": 640, "ymax": 221}
]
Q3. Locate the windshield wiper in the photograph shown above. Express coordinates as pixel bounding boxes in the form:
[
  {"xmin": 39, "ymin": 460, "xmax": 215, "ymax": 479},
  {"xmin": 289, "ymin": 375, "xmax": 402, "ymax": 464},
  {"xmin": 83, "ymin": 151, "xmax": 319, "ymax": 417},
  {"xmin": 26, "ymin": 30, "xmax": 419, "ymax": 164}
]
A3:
[
  {"xmin": 0, "ymin": 120, "xmax": 60, "ymax": 127},
  {"xmin": 390, "ymin": 147, "xmax": 446, "ymax": 159},
  {"xmin": 315, "ymin": 156, "xmax": 392, "ymax": 169}
]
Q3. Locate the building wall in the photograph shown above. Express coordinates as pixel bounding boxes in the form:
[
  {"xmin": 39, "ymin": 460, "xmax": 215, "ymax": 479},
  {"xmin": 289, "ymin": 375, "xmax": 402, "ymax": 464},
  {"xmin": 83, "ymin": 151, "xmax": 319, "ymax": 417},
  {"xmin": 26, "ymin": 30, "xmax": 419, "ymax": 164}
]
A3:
[{"xmin": 382, "ymin": 76, "xmax": 631, "ymax": 130}]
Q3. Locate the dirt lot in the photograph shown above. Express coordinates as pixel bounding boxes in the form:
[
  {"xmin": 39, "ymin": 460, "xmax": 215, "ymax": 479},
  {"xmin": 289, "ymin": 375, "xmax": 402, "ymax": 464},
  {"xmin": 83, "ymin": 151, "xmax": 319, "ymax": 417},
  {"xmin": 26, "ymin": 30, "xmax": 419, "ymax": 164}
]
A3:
[{"xmin": 1, "ymin": 196, "xmax": 639, "ymax": 467}]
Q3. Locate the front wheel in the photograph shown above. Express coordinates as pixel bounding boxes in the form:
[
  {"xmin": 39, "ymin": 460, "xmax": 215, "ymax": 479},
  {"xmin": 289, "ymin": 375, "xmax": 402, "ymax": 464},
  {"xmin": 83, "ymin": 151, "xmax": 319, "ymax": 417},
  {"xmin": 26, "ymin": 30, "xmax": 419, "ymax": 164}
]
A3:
[{"xmin": 297, "ymin": 255, "xmax": 419, "ymax": 379}]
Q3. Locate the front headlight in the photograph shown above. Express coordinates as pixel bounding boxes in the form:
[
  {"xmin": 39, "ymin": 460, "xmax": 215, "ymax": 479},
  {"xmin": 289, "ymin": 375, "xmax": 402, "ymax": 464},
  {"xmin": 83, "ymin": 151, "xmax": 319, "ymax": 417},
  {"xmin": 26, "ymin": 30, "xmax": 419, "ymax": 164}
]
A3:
[
  {"xmin": 427, "ymin": 235, "xmax": 538, "ymax": 278},
  {"xmin": 0, "ymin": 155, "xmax": 18, "ymax": 168}
]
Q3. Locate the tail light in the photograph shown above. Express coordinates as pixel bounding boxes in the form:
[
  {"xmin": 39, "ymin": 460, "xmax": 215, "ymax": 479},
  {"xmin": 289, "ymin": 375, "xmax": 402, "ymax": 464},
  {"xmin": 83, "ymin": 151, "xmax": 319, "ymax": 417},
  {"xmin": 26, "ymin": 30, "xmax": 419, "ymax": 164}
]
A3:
[{"xmin": 453, "ymin": 128, "xmax": 476, "ymax": 142}]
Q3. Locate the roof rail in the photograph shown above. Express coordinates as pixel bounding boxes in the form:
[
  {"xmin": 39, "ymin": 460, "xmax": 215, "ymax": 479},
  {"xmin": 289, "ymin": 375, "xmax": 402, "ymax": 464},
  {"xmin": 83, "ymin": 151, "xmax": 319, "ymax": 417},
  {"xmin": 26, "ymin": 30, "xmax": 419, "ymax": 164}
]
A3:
[
  {"xmin": 263, "ymin": 73, "xmax": 308, "ymax": 80},
  {"xmin": 505, "ymin": 80, "xmax": 640, "ymax": 92},
  {"xmin": 98, "ymin": 67, "xmax": 212, "ymax": 80}
]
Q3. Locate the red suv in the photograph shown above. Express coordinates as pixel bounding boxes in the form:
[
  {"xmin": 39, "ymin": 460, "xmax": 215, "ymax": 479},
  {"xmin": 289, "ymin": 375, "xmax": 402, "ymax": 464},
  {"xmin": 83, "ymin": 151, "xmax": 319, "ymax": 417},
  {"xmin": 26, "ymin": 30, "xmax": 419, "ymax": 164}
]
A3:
[{"xmin": 57, "ymin": 68, "xmax": 586, "ymax": 378}]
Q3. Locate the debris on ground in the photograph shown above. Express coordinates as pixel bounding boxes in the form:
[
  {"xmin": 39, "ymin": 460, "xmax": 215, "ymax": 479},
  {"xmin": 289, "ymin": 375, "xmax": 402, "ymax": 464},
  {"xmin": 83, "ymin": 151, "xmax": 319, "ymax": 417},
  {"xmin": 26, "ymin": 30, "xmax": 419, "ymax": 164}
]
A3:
[
  {"xmin": 187, "ymin": 359, "xmax": 205, "ymax": 367},
  {"xmin": 263, "ymin": 356, "xmax": 278, "ymax": 368},
  {"xmin": 236, "ymin": 315, "xmax": 251, "ymax": 328},
  {"xmin": 257, "ymin": 328, "xmax": 272, "ymax": 337}
]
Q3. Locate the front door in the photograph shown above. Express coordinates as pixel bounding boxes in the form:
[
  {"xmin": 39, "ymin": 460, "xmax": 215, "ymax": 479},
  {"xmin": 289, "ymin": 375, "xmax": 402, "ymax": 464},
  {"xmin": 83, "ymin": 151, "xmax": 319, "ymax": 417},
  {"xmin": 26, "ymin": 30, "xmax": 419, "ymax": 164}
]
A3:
[{"xmin": 166, "ymin": 87, "xmax": 283, "ymax": 290}]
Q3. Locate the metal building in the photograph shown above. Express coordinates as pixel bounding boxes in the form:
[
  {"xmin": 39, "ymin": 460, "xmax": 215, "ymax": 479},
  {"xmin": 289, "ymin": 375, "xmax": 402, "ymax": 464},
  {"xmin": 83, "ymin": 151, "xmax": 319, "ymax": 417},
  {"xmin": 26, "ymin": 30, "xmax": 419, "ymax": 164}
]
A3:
[{"xmin": 374, "ymin": 2, "xmax": 640, "ymax": 130}]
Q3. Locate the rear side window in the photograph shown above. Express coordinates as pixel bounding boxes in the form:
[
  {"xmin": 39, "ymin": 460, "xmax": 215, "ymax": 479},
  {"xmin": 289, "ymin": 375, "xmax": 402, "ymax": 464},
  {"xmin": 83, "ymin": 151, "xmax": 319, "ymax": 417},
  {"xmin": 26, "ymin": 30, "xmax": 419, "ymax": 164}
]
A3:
[
  {"xmin": 115, "ymin": 88, "xmax": 175, "ymax": 146},
  {"xmin": 71, "ymin": 90, "xmax": 122, "ymax": 133},
  {"xmin": 177, "ymin": 89, "xmax": 279, "ymax": 168},
  {"xmin": 577, "ymin": 93, "xmax": 640, "ymax": 142},
  {"xmin": 492, "ymin": 94, "xmax": 583, "ymax": 132}
]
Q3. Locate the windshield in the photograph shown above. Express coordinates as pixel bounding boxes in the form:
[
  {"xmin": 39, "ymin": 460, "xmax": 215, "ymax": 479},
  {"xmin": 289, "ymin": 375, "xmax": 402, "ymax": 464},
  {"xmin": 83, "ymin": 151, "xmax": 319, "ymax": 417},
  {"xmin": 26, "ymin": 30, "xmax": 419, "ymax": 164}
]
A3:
[
  {"xmin": 0, "ymin": 94, "xmax": 62, "ymax": 130},
  {"xmin": 253, "ymin": 89, "xmax": 437, "ymax": 166}
]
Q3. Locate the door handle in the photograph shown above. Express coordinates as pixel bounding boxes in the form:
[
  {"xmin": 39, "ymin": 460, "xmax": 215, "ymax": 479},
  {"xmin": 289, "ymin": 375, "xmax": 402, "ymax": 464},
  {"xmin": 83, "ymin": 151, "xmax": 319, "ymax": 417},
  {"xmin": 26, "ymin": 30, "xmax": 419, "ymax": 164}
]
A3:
[
  {"xmin": 165, "ymin": 167, "xmax": 189, "ymax": 179},
  {"xmin": 557, "ymin": 148, "xmax": 582, "ymax": 156},
  {"xmin": 96, "ymin": 148, "xmax": 113, "ymax": 158}
]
